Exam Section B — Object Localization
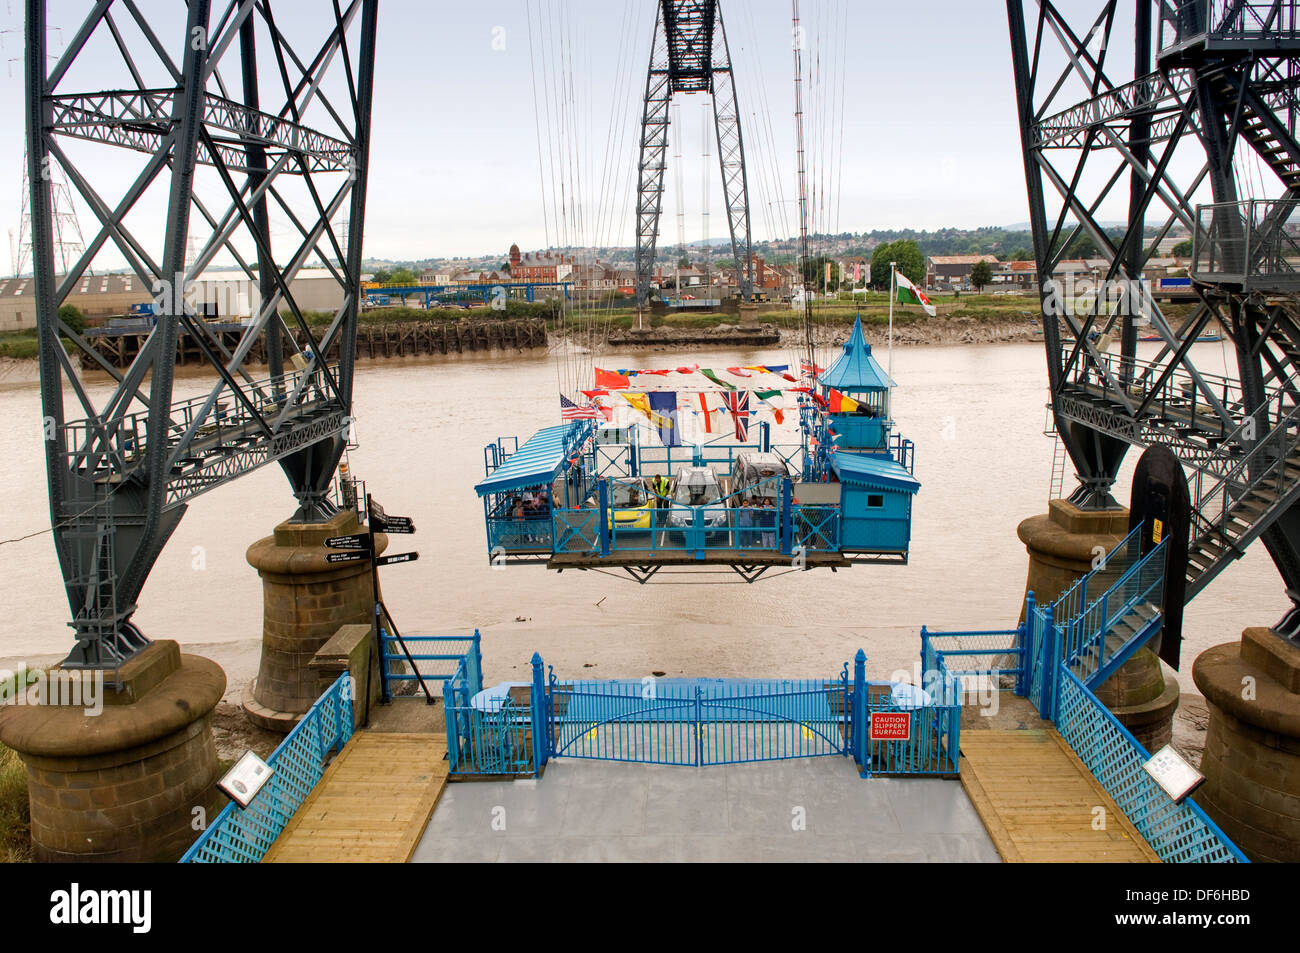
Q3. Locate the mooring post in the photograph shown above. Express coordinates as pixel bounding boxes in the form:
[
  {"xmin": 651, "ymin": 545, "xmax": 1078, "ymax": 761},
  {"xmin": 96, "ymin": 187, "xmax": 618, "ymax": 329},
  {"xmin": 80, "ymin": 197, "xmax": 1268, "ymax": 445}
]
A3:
[
  {"xmin": 530, "ymin": 652, "xmax": 547, "ymax": 775},
  {"xmin": 694, "ymin": 686, "xmax": 703, "ymax": 767},
  {"xmin": 442, "ymin": 677, "xmax": 460, "ymax": 773},
  {"xmin": 852, "ymin": 649, "xmax": 868, "ymax": 773},
  {"xmin": 1019, "ymin": 591, "xmax": 1035, "ymax": 697},
  {"xmin": 469, "ymin": 629, "xmax": 483, "ymax": 694},
  {"xmin": 780, "ymin": 477, "xmax": 793, "ymax": 556},
  {"xmin": 376, "ymin": 603, "xmax": 392, "ymax": 704},
  {"xmin": 598, "ymin": 480, "xmax": 611, "ymax": 556},
  {"xmin": 1043, "ymin": 603, "xmax": 1057, "ymax": 722}
]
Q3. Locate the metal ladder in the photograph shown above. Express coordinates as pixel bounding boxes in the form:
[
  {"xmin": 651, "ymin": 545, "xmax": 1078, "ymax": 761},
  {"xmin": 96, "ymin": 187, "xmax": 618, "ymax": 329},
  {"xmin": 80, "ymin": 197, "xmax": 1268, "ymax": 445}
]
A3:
[{"xmin": 1044, "ymin": 405, "xmax": 1067, "ymax": 501}]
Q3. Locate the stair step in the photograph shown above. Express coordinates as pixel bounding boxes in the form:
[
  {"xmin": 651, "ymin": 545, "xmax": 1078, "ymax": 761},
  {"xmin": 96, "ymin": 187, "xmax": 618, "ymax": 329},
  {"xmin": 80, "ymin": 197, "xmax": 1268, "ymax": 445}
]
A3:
[{"xmin": 1235, "ymin": 496, "xmax": 1270, "ymax": 516}]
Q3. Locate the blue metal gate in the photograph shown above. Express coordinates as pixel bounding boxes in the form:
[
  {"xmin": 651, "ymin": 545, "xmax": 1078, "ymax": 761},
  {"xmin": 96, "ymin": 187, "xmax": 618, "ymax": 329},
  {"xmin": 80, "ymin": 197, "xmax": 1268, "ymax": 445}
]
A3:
[{"xmin": 548, "ymin": 675, "xmax": 850, "ymax": 766}]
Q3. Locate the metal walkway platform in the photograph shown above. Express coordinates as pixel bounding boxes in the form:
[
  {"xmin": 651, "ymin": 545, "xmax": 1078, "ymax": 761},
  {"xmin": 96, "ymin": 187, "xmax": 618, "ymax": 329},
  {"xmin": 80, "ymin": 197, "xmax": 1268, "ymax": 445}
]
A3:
[
  {"xmin": 548, "ymin": 549, "xmax": 855, "ymax": 571},
  {"xmin": 262, "ymin": 733, "xmax": 448, "ymax": 863},
  {"xmin": 959, "ymin": 729, "xmax": 1160, "ymax": 863}
]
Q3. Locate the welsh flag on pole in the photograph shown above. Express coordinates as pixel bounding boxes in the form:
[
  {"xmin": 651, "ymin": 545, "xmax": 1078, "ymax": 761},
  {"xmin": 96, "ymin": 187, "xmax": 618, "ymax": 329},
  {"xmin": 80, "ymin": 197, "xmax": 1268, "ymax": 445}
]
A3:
[{"xmin": 895, "ymin": 271, "xmax": 937, "ymax": 317}]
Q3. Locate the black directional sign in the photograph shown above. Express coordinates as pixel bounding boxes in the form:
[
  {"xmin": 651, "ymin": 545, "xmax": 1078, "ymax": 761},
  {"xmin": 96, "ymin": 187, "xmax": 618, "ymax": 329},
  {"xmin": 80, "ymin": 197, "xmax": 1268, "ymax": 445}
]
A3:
[
  {"xmin": 325, "ymin": 551, "xmax": 368, "ymax": 565},
  {"xmin": 369, "ymin": 499, "xmax": 386, "ymax": 523},
  {"xmin": 375, "ymin": 516, "xmax": 415, "ymax": 534},
  {"xmin": 325, "ymin": 534, "xmax": 371, "ymax": 551},
  {"xmin": 375, "ymin": 552, "xmax": 419, "ymax": 567}
]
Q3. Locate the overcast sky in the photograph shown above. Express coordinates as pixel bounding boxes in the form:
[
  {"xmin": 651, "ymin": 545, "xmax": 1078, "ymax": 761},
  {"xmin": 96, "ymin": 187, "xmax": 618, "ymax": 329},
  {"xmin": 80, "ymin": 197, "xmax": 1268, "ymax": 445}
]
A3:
[{"xmin": 0, "ymin": 1, "xmax": 1239, "ymax": 269}]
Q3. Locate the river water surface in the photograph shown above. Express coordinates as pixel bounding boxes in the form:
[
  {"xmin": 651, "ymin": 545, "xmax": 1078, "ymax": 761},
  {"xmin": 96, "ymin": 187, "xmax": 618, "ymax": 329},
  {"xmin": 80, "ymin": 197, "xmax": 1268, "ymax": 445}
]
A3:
[{"xmin": 0, "ymin": 341, "xmax": 1285, "ymax": 692}]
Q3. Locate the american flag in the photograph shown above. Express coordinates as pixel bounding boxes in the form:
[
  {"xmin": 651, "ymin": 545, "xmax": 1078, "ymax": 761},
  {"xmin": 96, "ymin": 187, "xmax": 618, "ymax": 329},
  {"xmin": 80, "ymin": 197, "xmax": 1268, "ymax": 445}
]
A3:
[{"xmin": 560, "ymin": 394, "xmax": 598, "ymax": 420}]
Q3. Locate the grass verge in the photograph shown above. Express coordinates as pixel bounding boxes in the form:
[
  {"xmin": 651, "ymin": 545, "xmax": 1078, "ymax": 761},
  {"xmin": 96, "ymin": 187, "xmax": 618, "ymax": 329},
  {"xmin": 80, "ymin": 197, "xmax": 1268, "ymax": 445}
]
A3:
[{"xmin": 0, "ymin": 743, "xmax": 31, "ymax": 863}]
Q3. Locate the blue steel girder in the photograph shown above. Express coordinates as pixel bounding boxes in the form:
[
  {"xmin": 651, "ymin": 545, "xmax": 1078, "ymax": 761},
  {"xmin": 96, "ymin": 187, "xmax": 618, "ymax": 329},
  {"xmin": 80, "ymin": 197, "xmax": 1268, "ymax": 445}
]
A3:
[
  {"xmin": 26, "ymin": 1, "xmax": 379, "ymax": 669},
  {"xmin": 635, "ymin": 1, "xmax": 753, "ymax": 308}
]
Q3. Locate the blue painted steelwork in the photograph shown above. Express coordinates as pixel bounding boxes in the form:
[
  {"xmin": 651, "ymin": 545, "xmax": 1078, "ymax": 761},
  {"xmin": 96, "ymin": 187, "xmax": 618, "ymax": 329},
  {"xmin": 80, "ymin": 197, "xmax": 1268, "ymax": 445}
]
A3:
[
  {"xmin": 818, "ymin": 317, "xmax": 896, "ymax": 393},
  {"xmin": 477, "ymin": 421, "xmax": 594, "ymax": 560},
  {"xmin": 180, "ymin": 673, "xmax": 354, "ymax": 863},
  {"xmin": 851, "ymin": 648, "xmax": 963, "ymax": 778},
  {"xmin": 547, "ymin": 675, "xmax": 850, "ymax": 766},
  {"xmin": 921, "ymin": 625, "xmax": 1026, "ymax": 687},
  {"xmin": 1055, "ymin": 668, "xmax": 1248, "ymax": 863},
  {"xmin": 379, "ymin": 630, "xmax": 479, "ymax": 701},
  {"xmin": 439, "ymin": 638, "xmax": 552, "ymax": 778},
  {"xmin": 924, "ymin": 520, "xmax": 1247, "ymax": 861},
  {"xmin": 476, "ymin": 420, "xmax": 593, "ymax": 497},
  {"xmin": 831, "ymin": 452, "xmax": 918, "ymax": 554}
]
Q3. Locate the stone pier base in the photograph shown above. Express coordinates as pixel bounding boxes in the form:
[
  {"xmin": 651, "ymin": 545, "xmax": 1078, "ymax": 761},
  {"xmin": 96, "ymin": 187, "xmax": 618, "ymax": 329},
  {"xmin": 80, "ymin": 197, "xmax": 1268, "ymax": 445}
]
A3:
[
  {"xmin": 0, "ymin": 641, "xmax": 225, "ymax": 862},
  {"xmin": 1193, "ymin": 628, "xmax": 1300, "ymax": 862},
  {"xmin": 244, "ymin": 509, "xmax": 385, "ymax": 732}
]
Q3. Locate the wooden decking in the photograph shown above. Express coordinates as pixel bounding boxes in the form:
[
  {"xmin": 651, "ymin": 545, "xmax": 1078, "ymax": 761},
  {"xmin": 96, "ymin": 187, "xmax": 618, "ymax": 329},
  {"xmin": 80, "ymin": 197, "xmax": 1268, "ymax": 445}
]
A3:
[
  {"xmin": 262, "ymin": 733, "xmax": 448, "ymax": 863},
  {"xmin": 960, "ymin": 729, "xmax": 1161, "ymax": 863}
]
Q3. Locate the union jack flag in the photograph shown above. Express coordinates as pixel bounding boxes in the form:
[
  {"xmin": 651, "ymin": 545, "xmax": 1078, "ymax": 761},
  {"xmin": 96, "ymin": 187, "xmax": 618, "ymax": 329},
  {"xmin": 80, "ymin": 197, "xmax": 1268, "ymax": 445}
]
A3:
[
  {"xmin": 800, "ymin": 359, "xmax": 822, "ymax": 380},
  {"xmin": 560, "ymin": 394, "xmax": 598, "ymax": 421},
  {"xmin": 726, "ymin": 391, "xmax": 750, "ymax": 442}
]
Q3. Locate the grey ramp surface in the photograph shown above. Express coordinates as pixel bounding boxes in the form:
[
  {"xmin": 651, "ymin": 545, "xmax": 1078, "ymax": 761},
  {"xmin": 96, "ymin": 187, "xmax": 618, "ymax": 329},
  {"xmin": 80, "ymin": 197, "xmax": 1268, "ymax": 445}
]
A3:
[{"xmin": 412, "ymin": 758, "xmax": 1000, "ymax": 863}]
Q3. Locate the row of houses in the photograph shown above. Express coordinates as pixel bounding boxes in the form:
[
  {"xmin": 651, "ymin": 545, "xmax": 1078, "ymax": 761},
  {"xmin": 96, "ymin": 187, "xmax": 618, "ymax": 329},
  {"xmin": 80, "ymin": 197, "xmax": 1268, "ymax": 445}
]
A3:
[
  {"xmin": 420, "ymin": 244, "xmax": 809, "ymax": 299},
  {"xmin": 925, "ymin": 254, "xmax": 1189, "ymax": 292}
]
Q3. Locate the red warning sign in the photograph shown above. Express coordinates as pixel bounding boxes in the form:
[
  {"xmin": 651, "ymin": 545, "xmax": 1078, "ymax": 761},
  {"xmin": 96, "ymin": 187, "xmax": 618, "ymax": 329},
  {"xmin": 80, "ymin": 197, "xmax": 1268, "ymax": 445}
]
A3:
[{"xmin": 870, "ymin": 712, "xmax": 912, "ymax": 741}]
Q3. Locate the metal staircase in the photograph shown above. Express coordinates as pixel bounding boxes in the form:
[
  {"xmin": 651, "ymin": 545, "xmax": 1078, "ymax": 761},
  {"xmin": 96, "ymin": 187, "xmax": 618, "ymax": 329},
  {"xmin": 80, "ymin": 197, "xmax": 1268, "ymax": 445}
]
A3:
[
  {"xmin": 1186, "ymin": 395, "xmax": 1300, "ymax": 599},
  {"xmin": 1045, "ymin": 527, "xmax": 1169, "ymax": 693}
]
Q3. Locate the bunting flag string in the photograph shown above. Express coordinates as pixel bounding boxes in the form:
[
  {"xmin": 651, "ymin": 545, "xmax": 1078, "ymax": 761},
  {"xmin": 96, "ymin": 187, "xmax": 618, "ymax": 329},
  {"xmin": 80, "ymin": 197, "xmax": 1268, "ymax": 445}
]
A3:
[
  {"xmin": 595, "ymin": 368, "xmax": 631, "ymax": 389},
  {"xmin": 753, "ymin": 389, "xmax": 785, "ymax": 425}
]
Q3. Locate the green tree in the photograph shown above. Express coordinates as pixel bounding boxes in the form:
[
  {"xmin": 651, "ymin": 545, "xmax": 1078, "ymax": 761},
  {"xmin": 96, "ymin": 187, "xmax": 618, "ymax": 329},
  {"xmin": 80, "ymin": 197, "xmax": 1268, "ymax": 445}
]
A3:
[
  {"xmin": 387, "ymin": 267, "xmax": 418, "ymax": 285},
  {"xmin": 370, "ymin": 268, "xmax": 392, "ymax": 284},
  {"xmin": 869, "ymin": 239, "xmax": 925, "ymax": 290},
  {"xmin": 1064, "ymin": 232, "xmax": 1099, "ymax": 259},
  {"xmin": 970, "ymin": 260, "xmax": 993, "ymax": 292},
  {"xmin": 678, "ymin": 256, "xmax": 690, "ymax": 269},
  {"xmin": 1171, "ymin": 238, "xmax": 1193, "ymax": 257},
  {"xmin": 58, "ymin": 303, "xmax": 84, "ymax": 334}
]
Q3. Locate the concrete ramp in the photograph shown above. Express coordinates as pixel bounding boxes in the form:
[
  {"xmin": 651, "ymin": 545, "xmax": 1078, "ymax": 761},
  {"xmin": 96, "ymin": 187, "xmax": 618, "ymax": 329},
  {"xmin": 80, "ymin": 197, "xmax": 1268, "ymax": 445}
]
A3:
[{"xmin": 960, "ymin": 729, "xmax": 1160, "ymax": 862}]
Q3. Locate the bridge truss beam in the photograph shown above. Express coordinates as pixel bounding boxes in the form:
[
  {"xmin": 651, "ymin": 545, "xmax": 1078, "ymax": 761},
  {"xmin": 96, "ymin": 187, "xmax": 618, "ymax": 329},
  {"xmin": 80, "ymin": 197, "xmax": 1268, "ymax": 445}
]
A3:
[
  {"xmin": 634, "ymin": 0, "xmax": 753, "ymax": 308},
  {"xmin": 26, "ymin": 0, "xmax": 378, "ymax": 669},
  {"xmin": 1007, "ymin": 0, "xmax": 1300, "ymax": 624}
]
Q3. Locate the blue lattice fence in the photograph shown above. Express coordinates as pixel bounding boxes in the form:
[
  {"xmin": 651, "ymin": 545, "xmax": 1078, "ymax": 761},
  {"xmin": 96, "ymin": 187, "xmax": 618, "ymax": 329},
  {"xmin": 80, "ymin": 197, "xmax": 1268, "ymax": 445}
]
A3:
[
  {"xmin": 1054, "ymin": 667, "xmax": 1247, "ymax": 863},
  {"xmin": 179, "ymin": 673, "xmax": 354, "ymax": 863}
]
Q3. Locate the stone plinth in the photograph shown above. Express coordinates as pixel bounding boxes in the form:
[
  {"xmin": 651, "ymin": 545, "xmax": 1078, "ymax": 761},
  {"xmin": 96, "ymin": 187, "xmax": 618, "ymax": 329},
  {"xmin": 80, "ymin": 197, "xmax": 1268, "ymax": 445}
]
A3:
[
  {"xmin": 309, "ymin": 624, "xmax": 381, "ymax": 731},
  {"xmin": 1018, "ymin": 500, "xmax": 1179, "ymax": 747},
  {"xmin": 738, "ymin": 302, "xmax": 759, "ymax": 327},
  {"xmin": 244, "ymin": 509, "xmax": 385, "ymax": 732},
  {"xmin": 1193, "ymin": 627, "xmax": 1300, "ymax": 862},
  {"xmin": 0, "ymin": 641, "xmax": 225, "ymax": 862},
  {"xmin": 1017, "ymin": 500, "xmax": 1130, "ymax": 614}
]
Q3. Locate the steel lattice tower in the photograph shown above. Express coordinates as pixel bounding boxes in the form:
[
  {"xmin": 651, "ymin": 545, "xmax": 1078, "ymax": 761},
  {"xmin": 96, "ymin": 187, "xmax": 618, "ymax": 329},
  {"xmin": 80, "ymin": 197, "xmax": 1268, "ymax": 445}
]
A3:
[
  {"xmin": 25, "ymin": 1, "xmax": 378, "ymax": 670},
  {"xmin": 635, "ymin": 0, "xmax": 753, "ymax": 307},
  {"xmin": 1009, "ymin": 0, "xmax": 1300, "ymax": 634}
]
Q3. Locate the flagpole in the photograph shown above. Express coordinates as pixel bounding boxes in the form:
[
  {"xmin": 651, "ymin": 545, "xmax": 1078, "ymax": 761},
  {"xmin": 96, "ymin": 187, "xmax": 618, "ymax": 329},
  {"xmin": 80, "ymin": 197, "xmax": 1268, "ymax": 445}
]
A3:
[{"xmin": 888, "ymin": 261, "xmax": 896, "ymax": 382}]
